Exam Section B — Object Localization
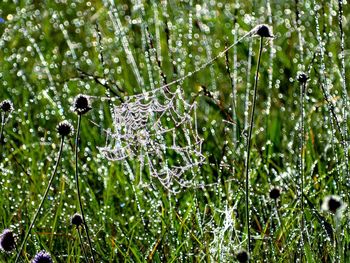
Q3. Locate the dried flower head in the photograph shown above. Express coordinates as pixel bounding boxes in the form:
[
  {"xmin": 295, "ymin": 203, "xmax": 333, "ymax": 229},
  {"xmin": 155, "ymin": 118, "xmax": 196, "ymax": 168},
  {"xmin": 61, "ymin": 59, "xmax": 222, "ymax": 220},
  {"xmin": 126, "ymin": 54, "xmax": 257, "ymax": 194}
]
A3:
[
  {"xmin": 0, "ymin": 229, "xmax": 15, "ymax": 252},
  {"xmin": 236, "ymin": 249, "xmax": 249, "ymax": 263},
  {"xmin": 321, "ymin": 195, "xmax": 345, "ymax": 214},
  {"xmin": 254, "ymin": 24, "xmax": 274, "ymax": 38},
  {"xmin": 297, "ymin": 72, "xmax": 308, "ymax": 83},
  {"xmin": 269, "ymin": 187, "xmax": 281, "ymax": 200},
  {"xmin": 73, "ymin": 94, "xmax": 91, "ymax": 115},
  {"xmin": 71, "ymin": 213, "xmax": 83, "ymax": 227},
  {"xmin": 32, "ymin": 250, "xmax": 53, "ymax": 263},
  {"xmin": 0, "ymin": 100, "xmax": 14, "ymax": 113},
  {"xmin": 56, "ymin": 120, "xmax": 74, "ymax": 137}
]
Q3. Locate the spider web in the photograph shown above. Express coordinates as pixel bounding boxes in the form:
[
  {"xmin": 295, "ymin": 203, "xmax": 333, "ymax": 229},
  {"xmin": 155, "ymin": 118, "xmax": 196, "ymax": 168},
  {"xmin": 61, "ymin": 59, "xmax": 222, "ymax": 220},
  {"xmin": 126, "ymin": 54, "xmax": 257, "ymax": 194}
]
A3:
[
  {"xmin": 98, "ymin": 87, "xmax": 205, "ymax": 191},
  {"xmin": 97, "ymin": 26, "xmax": 260, "ymax": 191}
]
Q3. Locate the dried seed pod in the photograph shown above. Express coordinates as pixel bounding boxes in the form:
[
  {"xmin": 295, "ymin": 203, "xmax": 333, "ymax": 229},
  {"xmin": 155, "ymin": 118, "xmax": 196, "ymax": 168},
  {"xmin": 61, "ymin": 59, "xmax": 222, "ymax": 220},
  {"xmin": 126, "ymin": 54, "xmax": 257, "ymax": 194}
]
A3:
[
  {"xmin": 0, "ymin": 229, "xmax": 15, "ymax": 252},
  {"xmin": 269, "ymin": 187, "xmax": 281, "ymax": 200},
  {"xmin": 322, "ymin": 195, "xmax": 344, "ymax": 214},
  {"xmin": 0, "ymin": 100, "xmax": 14, "ymax": 113},
  {"xmin": 297, "ymin": 72, "xmax": 308, "ymax": 83},
  {"xmin": 31, "ymin": 250, "xmax": 53, "ymax": 263},
  {"xmin": 236, "ymin": 249, "xmax": 249, "ymax": 263},
  {"xmin": 71, "ymin": 213, "xmax": 83, "ymax": 227},
  {"xmin": 56, "ymin": 120, "xmax": 74, "ymax": 137},
  {"xmin": 253, "ymin": 24, "xmax": 274, "ymax": 38},
  {"xmin": 73, "ymin": 94, "xmax": 92, "ymax": 115}
]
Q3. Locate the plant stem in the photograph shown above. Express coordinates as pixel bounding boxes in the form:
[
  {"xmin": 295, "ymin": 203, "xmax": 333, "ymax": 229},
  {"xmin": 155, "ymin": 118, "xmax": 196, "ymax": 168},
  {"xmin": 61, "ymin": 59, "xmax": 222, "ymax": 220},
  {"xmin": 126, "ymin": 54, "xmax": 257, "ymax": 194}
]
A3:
[
  {"xmin": 299, "ymin": 80, "xmax": 305, "ymax": 258},
  {"xmin": 14, "ymin": 137, "xmax": 64, "ymax": 263},
  {"xmin": 0, "ymin": 114, "xmax": 4, "ymax": 145},
  {"xmin": 77, "ymin": 227, "xmax": 89, "ymax": 263},
  {"xmin": 75, "ymin": 114, "xmax": 96, "ymax": 262},
  {"xmin": 274, "ymin": 199, "xmax": 284, "ymax": 240},
  {"xmin": 335, "ymin": 215, "xmax": 342, "ymax": 262},
  {"xmin": 337, "ymin": 0, "xmax": 349, "ymax": 198},
  {"xmin": 244, "ymin": 36, "xmax": 263, "ymax": 255},
  {"xmin": 0, "ymin": 114, "xmax": 4, "ymax": 162}
]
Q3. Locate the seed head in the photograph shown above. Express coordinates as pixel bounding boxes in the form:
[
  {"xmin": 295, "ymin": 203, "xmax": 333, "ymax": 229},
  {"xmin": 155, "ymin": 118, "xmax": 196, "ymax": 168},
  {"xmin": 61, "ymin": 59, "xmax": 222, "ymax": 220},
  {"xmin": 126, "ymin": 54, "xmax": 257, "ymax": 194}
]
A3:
[
  {"xmin": 254, "ymin": 24, "xmax": 274, "ymax": 38},
  {"xmin": 236, "ymin": 249, "xmax": 249, "ymax": 263},
  {"xmin": 0, "ymin": 229, "xmax": 15, "ymax": 252},
  {"xmin": 322, "ymin": 195, "xmax": 344, "ymax": 214},
  {"xmin": 56, "ymin": 120, "xmax": 74, "ymax": 137},
  {"xmin": 73, "ymin": 94, "xmax": 91, "ymax": 115},
  {"xmin": 32, "ymin": 250, "xmax": 53, "ymax": 263},
  {"xmin": 269, "ymin": 187, "xmax": 281, "ymax": 200},
  {"xmin": 297, "ymin": 72, "xmax": 308, "ymax": 83},
  {"xmin": 0, "ymin": 100, "xmax": 14, "ymax": 113},
  {"xmin": 71, "ymin": 213, "xmax": 83, "ymax": 227}
]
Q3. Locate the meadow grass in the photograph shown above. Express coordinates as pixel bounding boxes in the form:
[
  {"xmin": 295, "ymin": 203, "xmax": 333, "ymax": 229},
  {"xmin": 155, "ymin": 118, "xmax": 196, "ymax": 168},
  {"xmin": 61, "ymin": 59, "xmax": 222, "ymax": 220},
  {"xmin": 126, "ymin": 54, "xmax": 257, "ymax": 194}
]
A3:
[{"xmin": 0, "ymin": 0, "xmax": 349, "ymax": 262}]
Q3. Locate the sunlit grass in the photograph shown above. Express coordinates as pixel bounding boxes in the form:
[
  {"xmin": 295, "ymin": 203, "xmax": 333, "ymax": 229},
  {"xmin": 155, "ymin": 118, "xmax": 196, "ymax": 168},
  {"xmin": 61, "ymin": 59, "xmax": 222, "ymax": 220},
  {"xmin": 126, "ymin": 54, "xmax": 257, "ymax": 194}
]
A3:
[{"xmin": 0, "ymin": 0, "xmax": 349, "ymax": 262}]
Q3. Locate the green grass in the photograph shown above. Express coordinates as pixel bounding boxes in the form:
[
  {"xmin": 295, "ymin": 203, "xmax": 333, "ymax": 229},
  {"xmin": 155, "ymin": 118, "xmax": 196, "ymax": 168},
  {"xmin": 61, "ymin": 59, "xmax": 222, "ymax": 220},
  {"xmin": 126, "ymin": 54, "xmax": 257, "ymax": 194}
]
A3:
[{"xmin": 0, "ymin": 0, "xmax": 350, "ymax": 262}]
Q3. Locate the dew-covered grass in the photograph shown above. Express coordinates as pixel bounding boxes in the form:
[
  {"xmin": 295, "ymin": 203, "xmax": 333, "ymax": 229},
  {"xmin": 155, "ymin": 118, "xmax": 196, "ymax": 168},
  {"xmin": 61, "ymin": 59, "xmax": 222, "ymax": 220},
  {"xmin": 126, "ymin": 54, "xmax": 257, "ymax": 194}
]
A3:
[{"xmin": 0, "ymin": 0, "xmax": 350, "ymax": 262}]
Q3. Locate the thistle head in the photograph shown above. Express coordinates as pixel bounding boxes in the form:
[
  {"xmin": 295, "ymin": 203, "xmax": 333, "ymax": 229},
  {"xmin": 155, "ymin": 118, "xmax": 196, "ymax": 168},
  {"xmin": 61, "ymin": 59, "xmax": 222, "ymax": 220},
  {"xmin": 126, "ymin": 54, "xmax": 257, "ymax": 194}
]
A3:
[
  {"xmin": 0, "ymin": 100, "xmax": 14, "ymax": 113},
  {"xmin": 0, "ymin": 229, "xmax": 15, "ymax": 253},
  {"xmin": 297, "ymin": 72, "xmax": 308, "ymax": 83},
  {"xmin": 56, "ymin": 120, "xmax": 74, "ymax": 137},
  {"xmin": 71, "ymin": 213, "xmax": 83, "ymax": 227},
  {"xmin": 253, "ymin": 24, "xmax": 274, "ymax": 38},
  {"xmin": 321, "ymin": 195, "xmax": 345, "ymax": 214},
  {"xmin": 269, "ymin": 187, "xmax": 281, "ymax": 200},
  {"xmin": 236, "ymin": 249, "xmax": 249, "ymax": 263},
  {"xmin": 73, "ymin": 94, "xmax": 91, "ymax": 115},
  {"xmin": 32, "ymin": 250, "xmax": 53, "ymax": 263}
]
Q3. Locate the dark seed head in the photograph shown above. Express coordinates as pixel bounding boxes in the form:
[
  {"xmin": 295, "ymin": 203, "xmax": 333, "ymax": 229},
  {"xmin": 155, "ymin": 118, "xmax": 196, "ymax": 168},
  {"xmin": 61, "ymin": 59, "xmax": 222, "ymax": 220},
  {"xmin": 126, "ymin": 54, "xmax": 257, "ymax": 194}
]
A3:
[
  {"xmin": 297, "ymin": 72, "xmax": 308, "ymax": 83},
  {"xmin": 56, "ymin": 120, "xmax": 74, "ymax": 137},
  {"xmin": 269, "ymin": 187, "xmax": 281, "ymax": 200},
  {"xmin": 322, "ymin": 195, "xmax": 344, "ymax": 214},
  {"xmin": 73, "ymin": 94, "xmax": 91, "ymax": 115},
  {"xmin": 0, "ymin": 100, "xmax": 14, "ymax": 113},
  {"xmin": 236, "ymin": 250, "xmax": 249, "ymax": 263},
  {"xmin": 32, "ymin": 250, "xmax": 53, "ymax": 263},
  {"xmin": 254, "ymin": 24, "xmax": 274, "ymax": 38},
  {"xmin": 0, "ymin": 229, "xmax": 15, "ymax": 252},
  {"xmin": 328, "ymin": 198, "xmax": 341, "ymax": 213},
  {"xmin": 327, "ymin": 196, "xmax": 341, "ymax": 213},
  {"xmin": 71, "ymin": 213, "xmax": 83, "ymax": 227}
]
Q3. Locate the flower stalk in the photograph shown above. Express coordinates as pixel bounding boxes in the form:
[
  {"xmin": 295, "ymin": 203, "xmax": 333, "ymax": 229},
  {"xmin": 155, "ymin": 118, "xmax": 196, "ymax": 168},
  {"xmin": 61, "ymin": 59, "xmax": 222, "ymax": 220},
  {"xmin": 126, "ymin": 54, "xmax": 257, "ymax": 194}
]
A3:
[
  {"xmin": 15, "ymin": 137, "xmax": 64, "ymax": 263},
  {"xmin": 244, "ymin": 35, "xmax": 264, "ymax": 254}
]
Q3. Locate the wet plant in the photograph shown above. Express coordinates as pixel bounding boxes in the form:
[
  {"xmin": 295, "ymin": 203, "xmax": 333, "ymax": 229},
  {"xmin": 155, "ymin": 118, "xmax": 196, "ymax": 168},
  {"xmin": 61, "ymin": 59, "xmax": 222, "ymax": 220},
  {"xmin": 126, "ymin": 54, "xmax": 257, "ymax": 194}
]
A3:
[
  {"xmin": 14, "ymin": 120, "xmax": 73, "ymax": 263},
  {"xmin": 31, "ymin": 250, "xmax": 53, "ymax": 263},
  {"xmin": 72, "ymin": 94, "xmax": 95, "ymax": 262},
  {"xmin": 0, "ymin": 99, "xmax": 13, "ymax": 145},
  {"xmin": 297, "ymin": 71, "xmax": 307, "ymax": 255},
  {"xmin": 269, "ymin": 187, "xmax": 281, "ymax": 200},
  {"xmin": 337, "ymin": 0, "xmax": 349, "ymax": 191},
  {"xmin": 71, "ymin": 213, "xmax": 89, "ymax": 263},
  {"xmin": 1, "ymin": 1, "xmax": 350, "ymax": 262},
  {"xmin": 243, "ymin": 24, "xmax": 273, "ymax": 254},
  {"xmin": 236, "ymin": 249, "xmax": 249, "ymax": 263},
  {"xmin": 269, "ymin": 186, "xmax": 284, "ymax": 248},
  {"xmin": 321, "ymin": 195, "xmax": 344, "ymax": 215},
  {"xmin": 0, "ymin": 229, "xmax": 16, "ymax": 253},
  {"xmin": 322, "ymin": 195, "xmax": 346, "ymax": 262}
]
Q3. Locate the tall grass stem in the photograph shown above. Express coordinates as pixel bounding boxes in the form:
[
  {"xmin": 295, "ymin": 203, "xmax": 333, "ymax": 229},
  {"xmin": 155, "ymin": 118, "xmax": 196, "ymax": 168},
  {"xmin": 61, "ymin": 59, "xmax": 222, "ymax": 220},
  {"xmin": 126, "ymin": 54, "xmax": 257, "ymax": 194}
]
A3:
[
  {"xmin": 244, "ymin": 36, "xmax": 263, "ymax": 255},
  {"xmin": 299, "ymin": 80, "xmax": 305, "ymax": 259},
  {"xmin": 75, "ymin": 114, "xmax": 96, "ymax": 262},
  {"xmin": 0, "ymin": 114, "xmax": 4, "ymax": 145},
  {"xmin": 14, "ymin": 137, "xmax": 64, "ymax": 263},
  {"xmin": 78, "ymin": 227, "xmax": 89, "ymax": 263}
]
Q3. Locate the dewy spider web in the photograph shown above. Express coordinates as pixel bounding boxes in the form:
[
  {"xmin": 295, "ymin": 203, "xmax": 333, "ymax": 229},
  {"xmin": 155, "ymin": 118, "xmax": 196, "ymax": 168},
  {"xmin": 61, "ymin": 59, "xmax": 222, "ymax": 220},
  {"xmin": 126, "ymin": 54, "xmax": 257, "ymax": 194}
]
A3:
[
  {"xmin": 98, "ymin": 87, "xmax": 205, "ymax": 191},
  {"xmin": 98, "ymin": 26, "xmax": 261, "ymax": 191}
]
